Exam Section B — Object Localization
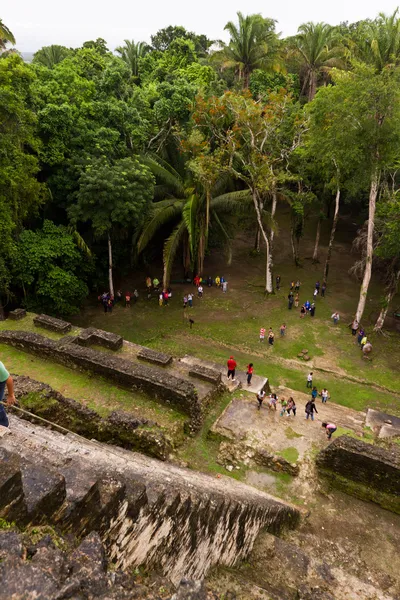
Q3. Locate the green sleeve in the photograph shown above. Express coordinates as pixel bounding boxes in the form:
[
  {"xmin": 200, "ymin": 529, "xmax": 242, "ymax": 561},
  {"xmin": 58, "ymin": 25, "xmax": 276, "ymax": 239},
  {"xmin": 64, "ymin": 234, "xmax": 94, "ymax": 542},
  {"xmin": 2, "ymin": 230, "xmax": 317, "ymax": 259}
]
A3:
[{"xmin": 0, "ymin": 362, "xmax": 9, "ymax": 382}]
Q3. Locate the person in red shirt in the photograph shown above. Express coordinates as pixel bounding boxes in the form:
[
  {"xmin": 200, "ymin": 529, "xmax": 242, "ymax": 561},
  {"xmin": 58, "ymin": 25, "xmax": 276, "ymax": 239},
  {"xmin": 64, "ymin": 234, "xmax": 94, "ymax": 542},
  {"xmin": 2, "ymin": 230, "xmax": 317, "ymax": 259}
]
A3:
[
  {"xmin": 227, "ymin": 356, "xmax": 237, "ymax": 381},
  {"xmin": 246, "ymin": 363, "xmax": 254, "ymax": 385},
  {"xmin": 194, "ymin": 275, "xmax": 200, "ymax": 287}
]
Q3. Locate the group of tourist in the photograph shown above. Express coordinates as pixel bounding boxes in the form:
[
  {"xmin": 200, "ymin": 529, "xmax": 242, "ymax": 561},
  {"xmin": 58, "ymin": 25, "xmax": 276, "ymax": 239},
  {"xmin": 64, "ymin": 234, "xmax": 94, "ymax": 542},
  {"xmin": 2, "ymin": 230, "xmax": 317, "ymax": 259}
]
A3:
[
  {"xmin": 259, "ymin": 324, "xmax": 286, "ymax": 345},
  {"xmin": 226, "ymin": 356, "xmax": 337, "ymax": 440},
  {"xmin": 286, "ymin": 278, "xmax": 325, "ymax": 316},
  {"xmin": 98, "ymin": 290, "xmax": 139, "ymax": 312},
  {"xmin": 193, "ymin": 275, "xmax": 229, "ymax": 293}
]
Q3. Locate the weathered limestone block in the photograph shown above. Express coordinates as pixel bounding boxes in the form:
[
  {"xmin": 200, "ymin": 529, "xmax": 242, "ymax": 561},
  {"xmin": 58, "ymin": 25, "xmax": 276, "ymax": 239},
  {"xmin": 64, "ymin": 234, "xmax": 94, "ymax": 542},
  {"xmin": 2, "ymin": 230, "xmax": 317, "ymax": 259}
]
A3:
[
  {"xmin": 33, "ymin": 314, "xmax": 72, "ymax": 334},
  {"xmin": 0, "ymin": 530, "xmax": 23, "ymax": 560},
  {"xmin": 1, "ymin": 416, "xmax": 301, "ymax": 585},
  {"xmin": 189, "ymin": 365, "xmax": 222, "ymax": 385},
  {"xmin": 0, "ymin": 331, "xmax": 202, "ymax": 431},
  {"xmin": 171, "ymin": 579, "xmax": 207, "ymax": 599},
  {"xmin": 0, "ymin": 448, "xmax": 27, "ymax": 522},
  {"xmin": 75, "ymin": 327, "xmax": 123, "ymax": 351},
  {"xmin": 137, "ymin": 346, "xmax": 173, "ymax": 366},
  {"xmin": 316, "ymin": 435, "xmax": 400, "ymax": 513},
  {"xmin": 20, "ymin": 459, "xmax": 66, "ymax": 524},
  {"xmin": 8, "ymin": 308, "xmax": 27, "ymax": 321}
]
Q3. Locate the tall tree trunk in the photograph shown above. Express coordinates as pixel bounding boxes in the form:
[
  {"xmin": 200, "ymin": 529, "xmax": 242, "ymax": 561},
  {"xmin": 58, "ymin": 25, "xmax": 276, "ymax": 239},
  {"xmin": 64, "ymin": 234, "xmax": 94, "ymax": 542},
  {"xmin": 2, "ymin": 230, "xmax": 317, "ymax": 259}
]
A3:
[
  {"xmin": 266, "ymin": 188, "xmax": 278, "ymax": 294},
  {"xmin": 308, "ymin": 71, "xmax": 317, "ymax": 102},
  {"xmin": 374, "ymin": 268, "xmax": 400, "ymax": 332},
  {"xmin": 312, "ymin": 217, "xmax": 322, "ymax": 263},
  {"xmin": 254, "ymin": 226, "xmax": 261, "ymax": 253},
  {"xmin": 323, "ymin": 186, "xmax": 341, "ymax": 282},
  {"xmin": 252, "ymin": 190, "xmax": 272, "ymax": 293},
  {"xmin": 355, "ymin": 174, "xmax": 379, "ymax": 323},
  {"xmin": 243, "ymin": 68, "xmax": 250, "ymax": 89},
  {"xmin": 290, "ymin": 228, "xmax": 300, "ymax": 266},
  {"xmin": 205, "ymin": 188, "xmax": 210, "ymax": 241},
  {"xmin": 108, "ymin": 232, "xmax": 114, "ymax": 297}
]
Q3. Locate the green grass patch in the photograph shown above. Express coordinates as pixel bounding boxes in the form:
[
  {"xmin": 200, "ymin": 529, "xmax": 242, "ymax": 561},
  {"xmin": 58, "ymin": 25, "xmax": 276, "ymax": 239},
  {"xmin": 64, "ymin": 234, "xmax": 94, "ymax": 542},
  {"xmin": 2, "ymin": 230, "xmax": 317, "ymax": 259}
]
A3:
[
  {"xmin": 277, "ymin": 447, "xmax": 299, "ymax": 464},
  {"xmin": 285, "ymin": 427, "xmax": 303, "ymax": 439},
  {"xmin": 0, "ymin": 519, "xmax": 16, "ymax": 530}
]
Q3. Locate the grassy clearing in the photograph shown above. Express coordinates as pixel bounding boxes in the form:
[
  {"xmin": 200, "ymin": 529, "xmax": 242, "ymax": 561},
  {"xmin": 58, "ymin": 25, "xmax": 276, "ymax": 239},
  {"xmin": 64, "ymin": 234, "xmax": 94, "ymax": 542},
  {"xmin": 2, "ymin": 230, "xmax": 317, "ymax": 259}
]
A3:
[
  {"xmin": 0, "ymin": 343, "xmax": 186, "ymax": 428},
  {"xmin": 0, "ymin": 313, "xmax": 80, "ymax": 340}
]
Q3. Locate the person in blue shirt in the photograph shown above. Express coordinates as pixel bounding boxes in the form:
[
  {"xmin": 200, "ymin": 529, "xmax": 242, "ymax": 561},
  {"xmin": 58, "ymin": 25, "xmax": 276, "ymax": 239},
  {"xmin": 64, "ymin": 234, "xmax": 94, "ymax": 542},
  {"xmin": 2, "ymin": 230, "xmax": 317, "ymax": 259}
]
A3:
[{"xmin": 304, "ymin": 300, "xmax": 311, "ymax": 312}]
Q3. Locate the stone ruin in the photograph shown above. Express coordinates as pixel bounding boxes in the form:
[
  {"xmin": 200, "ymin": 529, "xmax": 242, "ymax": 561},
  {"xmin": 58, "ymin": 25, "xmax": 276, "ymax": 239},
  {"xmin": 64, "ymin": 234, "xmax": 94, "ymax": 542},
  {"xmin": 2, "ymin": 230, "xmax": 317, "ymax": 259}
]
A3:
[{"xmin": 0, "ymin": 416, "xmax": 300, "ymax": 587}]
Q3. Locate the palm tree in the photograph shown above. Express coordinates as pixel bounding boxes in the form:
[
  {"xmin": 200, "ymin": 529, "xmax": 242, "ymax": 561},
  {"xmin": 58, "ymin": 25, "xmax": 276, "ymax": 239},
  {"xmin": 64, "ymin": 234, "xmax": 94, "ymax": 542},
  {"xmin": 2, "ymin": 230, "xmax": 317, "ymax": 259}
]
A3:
[
  {"xmin": 0, "ymin": 19, "xmax": 16, "ymax": 49},
  {"xmin": 137, "ymin": 155, "xmax": 251, "ymax": 287},
  {"xmin": 115, "ymin": 40, "xmax": 150, "ymax": 77},
  {"xmin": 32, "ymin": 45, "xmax": 71, "ymax": 68},
  {"xmin": 358, "ymin": 10, "xmax": 400, "ymax": 72},
  {"xmin": 294, "ymin": 22, "xmax": 342, "ymax": 101},
  {"xmin": 220, "ymin": 12, "xmax": 280, "ymax": 88}
]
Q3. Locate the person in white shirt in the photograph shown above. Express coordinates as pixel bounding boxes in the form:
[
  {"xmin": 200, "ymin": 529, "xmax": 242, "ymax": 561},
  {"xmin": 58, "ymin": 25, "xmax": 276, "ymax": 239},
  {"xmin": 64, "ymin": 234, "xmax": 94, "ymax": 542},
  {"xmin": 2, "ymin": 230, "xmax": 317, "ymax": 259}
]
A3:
[
  {"xmin": 331, "ymin": 312, "xmax": 340, "ymax": 325},
  {"xmin": 306, "ymin": 372, "xmax": 313, "ymax": 388},
  {"xmin": 198, "ymin": 285, "xmax": 203, "ymax": 298},
  {"xmin": 257, "ymin": 389, "xmax": 266, "ymax": 410}
]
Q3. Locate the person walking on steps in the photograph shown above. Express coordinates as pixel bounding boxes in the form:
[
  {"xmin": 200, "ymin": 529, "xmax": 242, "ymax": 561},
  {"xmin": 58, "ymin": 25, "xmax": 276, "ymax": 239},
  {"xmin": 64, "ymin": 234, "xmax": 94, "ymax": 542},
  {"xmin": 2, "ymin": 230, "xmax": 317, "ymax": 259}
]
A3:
[
  {"xmin": 0, "ymin": 361, "xmax": 15, "ymax": 428},
  {"xmin": 247, "ymin": 363, "xmax": 254, "ymax": 386},
  {"xmin": 322, "ymin": 422, "xmax": 337, "ymax": 440},
  {"xmin": 287, "ymin": 397, "xmax": 296, "ymax": 416},
  {"xmin": 307, "ymin": 372, "xmax": 313, "ymax": 388},
  {"xmin": 227, "ymin": 356, "xmax": 237, "ymax": 381},
  {"xmin": 257, "ymin": 389, "xmax": 266, "ymax": 410},
  {"xmin": 320, "ymin": 388, "xmax": 329, "ymax": 403},
  {"xmin": 305, "ymin": 399, "xmax": 318, "ymax": 421}
]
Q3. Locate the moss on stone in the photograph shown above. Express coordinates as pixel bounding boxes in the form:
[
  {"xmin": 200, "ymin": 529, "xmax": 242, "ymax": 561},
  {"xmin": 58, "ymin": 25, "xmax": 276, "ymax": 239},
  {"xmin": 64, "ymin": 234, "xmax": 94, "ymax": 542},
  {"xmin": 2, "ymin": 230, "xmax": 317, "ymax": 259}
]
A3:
[{"xmin": 318, "ymin": 469, "xmax": 400, "ymax": 515}]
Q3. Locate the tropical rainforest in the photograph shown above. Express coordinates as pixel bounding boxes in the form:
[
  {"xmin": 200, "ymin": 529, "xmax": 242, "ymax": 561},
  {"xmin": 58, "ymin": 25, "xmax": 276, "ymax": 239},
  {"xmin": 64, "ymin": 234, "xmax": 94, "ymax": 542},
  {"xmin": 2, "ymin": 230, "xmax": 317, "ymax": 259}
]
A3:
[{"xmin": 1, "ymin": 12, "xmax": 400, "ymax": 329}]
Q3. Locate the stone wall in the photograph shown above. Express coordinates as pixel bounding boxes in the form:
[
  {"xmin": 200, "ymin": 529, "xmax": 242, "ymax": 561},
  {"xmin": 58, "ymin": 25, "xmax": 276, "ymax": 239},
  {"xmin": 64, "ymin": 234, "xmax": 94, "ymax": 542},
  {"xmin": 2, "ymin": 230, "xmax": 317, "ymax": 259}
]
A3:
[
  {"xmin": 0, "ymin": 330, "xmax": 203, "ymax": 431},
  {"xmin": 33, "ymin": 314, "xmax": 72, "ymax": 333},
  {"xmin": 316, "ymin": 435, "xmax": 400, "ymax": 514},
  {"xmin": 74, "ymin": 327, "xmax": 123, "ymax": 351},
  {"xmin": 1, "ymin": 416, "xmax": 300, "ymax": 585},
  {"xmin": 10, "ymin": 375, "xmax": 173, "ymax": 460}
]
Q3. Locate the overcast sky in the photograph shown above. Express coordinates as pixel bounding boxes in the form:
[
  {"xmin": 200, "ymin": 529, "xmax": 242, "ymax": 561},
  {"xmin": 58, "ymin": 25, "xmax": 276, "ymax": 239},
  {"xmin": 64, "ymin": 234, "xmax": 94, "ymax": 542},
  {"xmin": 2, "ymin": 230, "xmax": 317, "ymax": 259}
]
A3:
[{"xmin": 3, "ymin": 0, "xmax": 400, "ymax": 52}]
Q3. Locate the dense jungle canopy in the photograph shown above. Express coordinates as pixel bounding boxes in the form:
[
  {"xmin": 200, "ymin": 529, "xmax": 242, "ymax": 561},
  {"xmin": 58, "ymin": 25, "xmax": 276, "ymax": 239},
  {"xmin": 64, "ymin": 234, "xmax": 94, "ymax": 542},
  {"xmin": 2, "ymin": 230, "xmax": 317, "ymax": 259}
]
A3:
[{"xmin": 1, "ymin": 12, "xmax": 400, "ymax": 328}]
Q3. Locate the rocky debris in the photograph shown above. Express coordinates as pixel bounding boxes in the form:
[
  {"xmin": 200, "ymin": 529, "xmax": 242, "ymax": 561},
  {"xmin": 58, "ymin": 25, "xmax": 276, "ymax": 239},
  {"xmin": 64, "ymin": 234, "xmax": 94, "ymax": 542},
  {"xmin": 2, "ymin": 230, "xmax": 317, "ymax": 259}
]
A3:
[
  {"xmin": 8, "ymin": 308, "xmax": 27, "ymax": 321},
  {"xmin": 1, "ymin": 416, "xmax": 300, "ymax": 585},
  {"xmin": 297, "ymin": 349, "xmax": 311, "ymax": 361},
  {"xmin": 171, "ymin": 579, "xmax": 208, "ymax": 599},
  {"xmin": 0, "ymin": 330, "xmax": 205, "ymax": 432},
  {"xmin": 33, "ymin": 314, "xmax": 72, "ymax": 334},
  {"xmin": 365, "ymin": 408, "xmax": 400, "ymax": 439},
  {"xmin": 0, "ymin": 525, "xmax": 221, "ymax": 598},
  {"xmin": 218, "ymin": 441, "xmax": 299, "ymax": 477},
  {"xmin": 11, "ymin": 375, "xmax": 172, "ymax": 460},
  {"xmin": 316, "ymin": 435, "xmax": 400, "ymax": 513},
  {"xmin": 188, "ymin": 366, "xmax": 222, "ymax": 386},
  {"xmin": 0, "ymin": 447, "xmax": 27, "ymax": 522},
  {"xmin": 137, "ymin": 346, "xmax": 173, "ymax": 366},
  {"xmin": 74, "ymin": 327, "xmax": 123, "ymax": 351}
]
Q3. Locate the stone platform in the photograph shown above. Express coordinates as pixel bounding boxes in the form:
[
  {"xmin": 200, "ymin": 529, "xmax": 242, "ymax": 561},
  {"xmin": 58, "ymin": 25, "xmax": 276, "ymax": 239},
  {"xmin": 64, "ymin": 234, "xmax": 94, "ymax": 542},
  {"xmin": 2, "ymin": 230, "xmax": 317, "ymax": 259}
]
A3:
[
  {"xmin": 365, "ymin": 408, "xmax": 400, "ymax": 439},
  {"xmin": 180, "ymin": 355, "xmax": 270, "ymax": 394}
]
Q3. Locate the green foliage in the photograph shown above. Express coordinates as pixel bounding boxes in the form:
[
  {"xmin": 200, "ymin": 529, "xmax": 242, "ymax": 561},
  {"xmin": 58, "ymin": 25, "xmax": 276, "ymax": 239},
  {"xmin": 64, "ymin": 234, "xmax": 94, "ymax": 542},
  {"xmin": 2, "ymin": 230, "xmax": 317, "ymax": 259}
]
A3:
[
  {"xmin": 32, "ymin": 45, "xmax": 72, "ymax": 68},
  {"xmin": 70, "ymin": 157, "xmax": 155, "ymax": 238},
  {"xmin": 14, "ymin": 221, "xmax": 90, "ymax": 315}
]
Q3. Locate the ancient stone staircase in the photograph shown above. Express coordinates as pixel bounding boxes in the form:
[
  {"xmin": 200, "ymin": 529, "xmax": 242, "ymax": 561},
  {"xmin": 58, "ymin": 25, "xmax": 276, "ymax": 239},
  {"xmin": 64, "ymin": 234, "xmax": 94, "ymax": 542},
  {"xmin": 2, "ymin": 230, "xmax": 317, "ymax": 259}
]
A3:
[{"xmin": 0, "ymin": 416, "xmax": 299, "ymax": 585}]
